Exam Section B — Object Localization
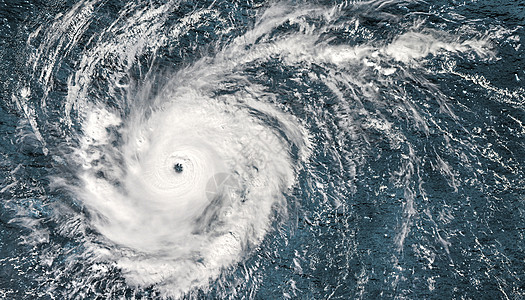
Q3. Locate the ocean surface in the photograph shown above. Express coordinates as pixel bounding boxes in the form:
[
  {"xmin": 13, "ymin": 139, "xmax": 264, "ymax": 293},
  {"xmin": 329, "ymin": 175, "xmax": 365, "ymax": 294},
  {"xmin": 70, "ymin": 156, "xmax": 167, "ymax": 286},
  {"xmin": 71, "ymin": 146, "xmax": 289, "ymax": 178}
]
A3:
[{"xmin": 0, "ymin": 0, "xmax": 524, "ymax": 299}]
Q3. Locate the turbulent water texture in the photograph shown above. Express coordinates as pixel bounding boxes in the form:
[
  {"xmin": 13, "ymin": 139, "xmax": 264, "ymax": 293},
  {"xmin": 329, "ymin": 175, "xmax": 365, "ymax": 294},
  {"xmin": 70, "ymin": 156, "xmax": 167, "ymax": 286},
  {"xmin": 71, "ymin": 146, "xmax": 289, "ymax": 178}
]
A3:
[{"xmin": 1, "ymin": 0, "xmax": 524, "ymax": 299}]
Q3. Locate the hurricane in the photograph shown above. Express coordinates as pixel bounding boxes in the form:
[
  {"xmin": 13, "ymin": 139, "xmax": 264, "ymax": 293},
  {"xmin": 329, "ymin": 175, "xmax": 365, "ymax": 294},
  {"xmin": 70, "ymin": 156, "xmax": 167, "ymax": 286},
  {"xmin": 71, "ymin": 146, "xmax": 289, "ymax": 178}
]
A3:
[{"xmin": 1, "ymin": 0, "xmax": 523, "ymax": 299}]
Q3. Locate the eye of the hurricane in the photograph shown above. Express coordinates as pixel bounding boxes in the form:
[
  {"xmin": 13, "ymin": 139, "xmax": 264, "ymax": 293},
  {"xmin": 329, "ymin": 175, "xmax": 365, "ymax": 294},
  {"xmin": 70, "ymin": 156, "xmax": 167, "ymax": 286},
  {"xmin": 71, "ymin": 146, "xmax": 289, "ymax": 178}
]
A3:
[{"xmin": 174, "ymin": 163, "xmax": 184, "ymax": 173}]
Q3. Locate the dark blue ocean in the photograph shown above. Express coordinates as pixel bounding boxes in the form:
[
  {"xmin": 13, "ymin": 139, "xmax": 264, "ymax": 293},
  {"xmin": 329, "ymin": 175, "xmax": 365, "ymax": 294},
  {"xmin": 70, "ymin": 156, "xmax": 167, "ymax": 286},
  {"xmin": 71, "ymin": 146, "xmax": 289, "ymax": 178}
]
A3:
[{"xmin": 0, "ymin": 0, "xmax": 524, "ymax": 299}]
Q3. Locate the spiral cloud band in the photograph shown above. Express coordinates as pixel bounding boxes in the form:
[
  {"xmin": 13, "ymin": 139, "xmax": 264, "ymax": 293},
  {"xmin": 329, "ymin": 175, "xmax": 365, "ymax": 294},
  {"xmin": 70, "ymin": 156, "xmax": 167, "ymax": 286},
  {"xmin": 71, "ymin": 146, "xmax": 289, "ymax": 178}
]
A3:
[
  {"xmin": 76, "ymin": 80, "xmax": 309, "ymax": 295},
  {"xmin": 11, "ymin": 0, "xmax": 513, "ymax": 298}
]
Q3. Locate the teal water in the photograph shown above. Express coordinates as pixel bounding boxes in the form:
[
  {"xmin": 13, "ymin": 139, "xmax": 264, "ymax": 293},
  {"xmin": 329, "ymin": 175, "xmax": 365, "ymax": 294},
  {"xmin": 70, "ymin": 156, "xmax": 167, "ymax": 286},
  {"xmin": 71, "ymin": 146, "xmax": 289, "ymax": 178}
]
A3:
[{"xmin": 0, "ymin": 0, "xmax": 524, "ymax": 299}]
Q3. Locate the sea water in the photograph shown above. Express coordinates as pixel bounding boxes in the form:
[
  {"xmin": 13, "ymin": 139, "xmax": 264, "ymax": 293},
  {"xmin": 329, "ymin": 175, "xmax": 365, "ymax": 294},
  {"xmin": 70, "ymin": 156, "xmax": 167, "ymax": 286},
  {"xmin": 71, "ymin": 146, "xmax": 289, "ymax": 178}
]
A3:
[{"xmin": 0, "ymin": 0, "xmax": 523, "ymax": 299}]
